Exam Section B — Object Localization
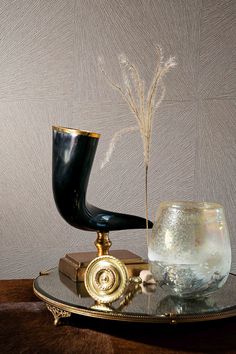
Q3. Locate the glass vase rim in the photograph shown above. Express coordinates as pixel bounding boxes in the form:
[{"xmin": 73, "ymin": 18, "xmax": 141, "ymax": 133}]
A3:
[
  {"xmin": 52, "ymin": 125, "xmax": 101, "ymax": 138},
  {"xmin": 159, "ymin": 200, "xmax": 223, "ymax": 210}
]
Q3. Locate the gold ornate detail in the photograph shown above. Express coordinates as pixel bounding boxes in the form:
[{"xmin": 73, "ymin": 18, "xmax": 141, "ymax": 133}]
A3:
[
  {"xmin": 95, "ymin": 232, "xmax": 112, "ymax": 256},
  {"xmin": 39, "ymin": 270, "xmax": 50, "ymax": 276},
  {"xmin": 91, "ymin": 302, "xmax": 114, "ymax": 312},
  {"xmin": 117, "ymin": 276, "xmax": 142, "ymax": 311},
  {"xmin": 164, "ymin": 312, "xmax": 178, "ymax": 325},
  {"xmin": 84, "ymin": 255, "xmax": 128, "ymax": 303},
  {"xmin": 52, "ymin": 125, "xmax": 100, "ymax": 139},
  {"xmin": 94, "ymin": 267, "xmax": 116, "ymax": 291},
  {"xmin": 46, "ymin": 304, "xmax": 71, "ymax": 326}
]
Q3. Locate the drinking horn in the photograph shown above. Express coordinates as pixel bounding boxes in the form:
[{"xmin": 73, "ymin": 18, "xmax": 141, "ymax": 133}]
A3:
[{"xmin": 52, "ymin": 126, "xmax": 153, "ymax": 234}]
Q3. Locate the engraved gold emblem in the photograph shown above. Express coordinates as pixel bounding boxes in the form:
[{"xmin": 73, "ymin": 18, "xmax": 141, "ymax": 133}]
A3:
[{"xmin": 84, "ymin": 255, "xmax": 128, "ymax": 303}]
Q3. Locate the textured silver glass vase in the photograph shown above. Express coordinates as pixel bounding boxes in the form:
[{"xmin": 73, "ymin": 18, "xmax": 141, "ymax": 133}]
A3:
[{"xmin": 148, "ymin": 201, "xmax": 232, "ymax": 298}]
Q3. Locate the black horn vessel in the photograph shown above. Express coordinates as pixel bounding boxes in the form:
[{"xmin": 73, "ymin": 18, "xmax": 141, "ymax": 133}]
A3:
[{"xmin": 52, "ymin": 126, "xmax": 153, "ymax": 255}]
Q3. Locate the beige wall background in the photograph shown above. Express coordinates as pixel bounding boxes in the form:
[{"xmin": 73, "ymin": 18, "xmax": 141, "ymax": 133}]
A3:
[{"xmin": 0, "ymin": 0, "xmax": 235, "ymax": 278}]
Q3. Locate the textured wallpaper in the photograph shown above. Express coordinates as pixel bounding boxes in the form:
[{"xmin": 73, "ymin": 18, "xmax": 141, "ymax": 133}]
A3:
[{"xmin": 0, "ymin": 0, "xmax": 235, "ymax": 278}]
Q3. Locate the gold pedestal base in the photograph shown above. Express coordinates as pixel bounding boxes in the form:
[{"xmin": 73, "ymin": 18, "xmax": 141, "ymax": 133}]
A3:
[{"xmin": 59, "ymin": 249, "xmax": 149, "ymax": 282}]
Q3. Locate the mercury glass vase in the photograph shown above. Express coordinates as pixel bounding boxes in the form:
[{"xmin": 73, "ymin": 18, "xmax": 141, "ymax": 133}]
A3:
[{"xmin": 148, "ymin": 201, "xmax": 232, "ymax": 298}]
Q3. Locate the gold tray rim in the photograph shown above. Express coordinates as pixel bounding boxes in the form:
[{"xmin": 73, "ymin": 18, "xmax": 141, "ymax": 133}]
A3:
[{"xmin": 33, "ymin": 269, "xmax": 236, "ymax": 324}]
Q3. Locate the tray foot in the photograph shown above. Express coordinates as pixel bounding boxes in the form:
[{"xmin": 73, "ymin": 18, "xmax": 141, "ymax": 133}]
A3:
[{"xmin": 46, "ymin": 304, "xmax": 71, "ymax": 325}]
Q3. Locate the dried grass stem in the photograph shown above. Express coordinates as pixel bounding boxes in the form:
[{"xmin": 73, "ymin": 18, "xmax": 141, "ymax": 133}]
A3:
[{"xmin": 99, "ymin": 48, "xmax": 176, "ymax": 236}]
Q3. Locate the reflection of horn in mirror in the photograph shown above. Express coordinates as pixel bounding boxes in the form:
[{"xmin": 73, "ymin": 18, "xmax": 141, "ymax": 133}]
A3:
[
  {"xmin": 156, "ymin": 295, "xmax": 218, "ymax": 315},
  {"xmin": 52, "ymin": 126, "xmax": 153, "ymax": 255}
]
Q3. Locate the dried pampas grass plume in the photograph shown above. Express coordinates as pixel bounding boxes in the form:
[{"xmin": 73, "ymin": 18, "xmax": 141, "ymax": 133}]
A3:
[
  {"xmin": 99, "ymin": 47, "xmax": 176, "ymax": 232},
  {"xmin": 100, "ymin": 125, "xmax": 139, "ymax": 169}
]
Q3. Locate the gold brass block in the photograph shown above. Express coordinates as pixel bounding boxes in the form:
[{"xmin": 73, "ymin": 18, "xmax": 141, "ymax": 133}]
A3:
[{"xmin": 59, "ymin": 249, "xmax": 149, "ymax": 282}]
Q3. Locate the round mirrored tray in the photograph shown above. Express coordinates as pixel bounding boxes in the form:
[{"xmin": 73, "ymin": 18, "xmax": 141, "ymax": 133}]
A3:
[{"xmin": 33, "ymin": 268, "xmax": 236, "ymax": 325}]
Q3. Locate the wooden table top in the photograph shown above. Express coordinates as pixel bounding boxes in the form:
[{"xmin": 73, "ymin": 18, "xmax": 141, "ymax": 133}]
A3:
[{"xmin": 0, "ymin": 279, "xmax": 236, "ymax": 353}]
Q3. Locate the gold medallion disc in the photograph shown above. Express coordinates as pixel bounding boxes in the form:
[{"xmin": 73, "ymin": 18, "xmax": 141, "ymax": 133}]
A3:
[{"xmin": 84, "ymin": 255, "xmax": 128, "ymax": 303}]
